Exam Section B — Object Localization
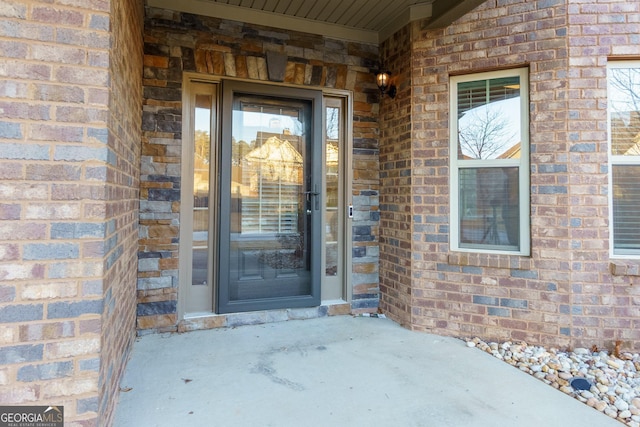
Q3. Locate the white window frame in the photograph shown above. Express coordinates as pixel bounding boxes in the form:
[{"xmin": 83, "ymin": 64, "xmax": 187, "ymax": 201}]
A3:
[
  {"xmin": 607, "ymin": 60, "xmax": 640, "ymax": 259},
  {"xmin": 449, "ymin": 68, "xmax": 530, "ymax": 255}
]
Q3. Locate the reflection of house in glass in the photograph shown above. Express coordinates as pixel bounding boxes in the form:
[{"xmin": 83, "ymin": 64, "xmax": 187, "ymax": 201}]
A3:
[
  {"xmin": 233, "ymin": 132, "xmax": 304, "ymax": 234},
  {"xmin": 611, "ymin": 110, "xmax": 640, "ymax": 155},
  {"xmin": 228, "ymin": 131, "xmax": 306, "ymax": 274},
  {"xmin": 193, "ymin": 151, "xmax": 210, "ymax": 243},
  {"xmin": 325, "ymin": 140, "xmax": 339, "ymax": 276}
]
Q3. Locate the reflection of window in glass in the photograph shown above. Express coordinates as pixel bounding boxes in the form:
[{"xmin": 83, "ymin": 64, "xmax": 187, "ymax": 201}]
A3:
[
  {"xmin": 450, "ymin": 69, "xmax": 529, "ymax": 254},
  {"xmin": 608, "ymin": 62, "xmax": 640, "ymax": 256}
]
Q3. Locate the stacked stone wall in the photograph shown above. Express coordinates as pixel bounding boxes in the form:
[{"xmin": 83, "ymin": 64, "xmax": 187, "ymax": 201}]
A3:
[{"xmin": 139, "ymin": 8, "xmax": 382, "ymax": 331}]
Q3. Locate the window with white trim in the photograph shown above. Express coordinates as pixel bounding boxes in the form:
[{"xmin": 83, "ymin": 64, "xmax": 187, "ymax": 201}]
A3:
[
  {"xmin": 608, "ymin": 61, "xmax": 640, "ymax": 257},
  {"xmin": 450, "ymin": 68, "xmax": 530, "ymax": 254}
]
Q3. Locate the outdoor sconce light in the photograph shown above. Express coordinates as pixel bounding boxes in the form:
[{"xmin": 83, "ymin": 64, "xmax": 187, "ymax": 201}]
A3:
[{"xmin": 376, "ymin": 71, "xmax": 396, "ymax": 99}]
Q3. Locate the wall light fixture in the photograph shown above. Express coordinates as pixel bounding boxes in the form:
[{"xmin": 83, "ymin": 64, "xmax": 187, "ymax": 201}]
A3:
[{"xmin": 376, "ymin": 71, "xmax": 396, "ymax": 99}]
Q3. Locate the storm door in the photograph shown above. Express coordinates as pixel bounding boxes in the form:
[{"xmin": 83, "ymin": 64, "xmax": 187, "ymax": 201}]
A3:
[{"xmin": 217, "ymin": 82, "xmax": 322, "ymax": 313}]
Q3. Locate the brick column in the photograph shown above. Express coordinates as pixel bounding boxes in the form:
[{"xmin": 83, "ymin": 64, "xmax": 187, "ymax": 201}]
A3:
[
  {"xmin": 378, "ymin": 25, "xmax": 414, "ymax": 326},
  {"xmin": 405, "ymin": 0, "xmax": 575, "ymax": 346},
  {"xmin": 0, "ymin": 0, "xmax": 143, "ymax": 424},
  {"xmin": 565, "ymin": 0, "xmax": 640, "ymax": 350}
]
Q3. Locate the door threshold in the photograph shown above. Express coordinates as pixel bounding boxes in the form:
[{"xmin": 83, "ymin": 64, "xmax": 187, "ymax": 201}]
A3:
[{"xmin": 179, "ymin": 300, "xmax": 351, "ymax": 332}]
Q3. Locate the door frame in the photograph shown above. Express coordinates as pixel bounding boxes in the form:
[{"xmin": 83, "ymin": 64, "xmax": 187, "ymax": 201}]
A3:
[{"xmin": 178, "ymin": 74, "xmax": 353, "ymax": 320}]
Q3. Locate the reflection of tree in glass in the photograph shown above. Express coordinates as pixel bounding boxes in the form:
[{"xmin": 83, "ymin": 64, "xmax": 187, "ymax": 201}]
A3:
[
  {"xmin": 609, "ymin": 68, "xmax": 640, "ymax": 156},
  {"xmin": 458, "ymin": 106, "xmax": 516, "ymax": 159},
  {"xmin": 326, "ymin": 107, "xmax": 339, "ymax": 140},
  {"xmin": 195, "ymin": 130, "xmax": 210, "ymax": 162},
  {"xmin": 231, "ymin": 137, "xmax": 251, "ymax": 165},
  {"xmin": 610, "ymin": 68, "xmax": 640, "ymax": 112}
]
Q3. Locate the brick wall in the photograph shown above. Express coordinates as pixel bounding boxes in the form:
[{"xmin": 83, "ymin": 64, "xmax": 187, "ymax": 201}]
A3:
[
  {"xmin": 99, "ymin": 0, "xmax": 143, "ymax": 425},
  {"xmin": 379, "ymin": 25, "xmax": 414, "ymax": 327},
  {"xmin": 565, "ymin": 0, "xmax": 640, "ymax": 349},
  {"xmin": 139, "ymin": 7, "xmax": 381, "ymax": 331},
  {"xmin": 380, "ymin": 0, "xmax": 640, "ymax": 351},
  {"xmin": 0, "ymin": 0, "xmax": 142, "ymax": 425}
]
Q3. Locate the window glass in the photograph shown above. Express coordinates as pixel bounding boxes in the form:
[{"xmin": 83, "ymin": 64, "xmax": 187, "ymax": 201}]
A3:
[
  {"xmin": 612, "ymin": 165, "xmax": 640, "ymax": 253},
  {"xmin": 459, "ymin": 167, "xmax": 519, "ymax": 250},
  {"xmin": 457, "ymin": 77, "xmax": 521, "ymax": 160},
  {"xmin": 192, "ymin": 94, "xmax": 212, "ymax": 286},
  {"xmin": 609, "ymin": 67, "xmax": 640, "ymax": 156},
  {"xmin": 450, "ymin": 69, "xmax": 529, "ymax": 254},
  {"xmin": 325, "ymin": 106, "xmax": 340, "ymax": 276},
  {"xmin": 233, "ymin": 100, "xmax": 305, "ymax": 234},
  {"xmin": 609, "ymin": 63, "xmax": 640, "ymax": 255}
]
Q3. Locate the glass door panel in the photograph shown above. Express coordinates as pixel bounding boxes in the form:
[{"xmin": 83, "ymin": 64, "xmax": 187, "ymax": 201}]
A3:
[
  {"xmin": 230, "ymin": 97, "xmax": 310, "ymax": 299},
  {"xmin": 185, "ymin": 83, "xmax": 216, "ymax": 314},
  {"xmin": 193, "ymin": 94, "xmax": 212, "ymax": 287},
  {"xmin": 325, "ymin": 105, "xmax": 340, "ymax": 276},
  {"xmin": 322, "ymin": 97, "xmax": 345, "ymax": 301},
  {"xmin": 218, "ymin": 82, "xmax": 322, "ymax": 313}
]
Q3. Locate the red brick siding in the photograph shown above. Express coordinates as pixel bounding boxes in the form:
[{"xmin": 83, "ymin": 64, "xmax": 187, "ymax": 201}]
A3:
[
  {"xmin": 0, "ymin": 0, "xmax": 142, "ymax": 424},
  {"xmin": 99, "ymin": 0, "xmax": 144, "ymax": 425},
  {"xmin": 380, "ymin": 0, "xmax": 640, "ymax": 351},
  {"xmin": 566, "ymin": 0, "xmax": 640, "ymax": 349},
  {"xmin": 379, "ymin": 25, "xmax": 414, "ymax": 327}
]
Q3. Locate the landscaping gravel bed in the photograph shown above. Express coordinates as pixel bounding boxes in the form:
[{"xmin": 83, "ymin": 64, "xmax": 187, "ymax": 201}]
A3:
[{"xmin": 466, "ymin": 337, "xmax": 640, "ymax": 426}]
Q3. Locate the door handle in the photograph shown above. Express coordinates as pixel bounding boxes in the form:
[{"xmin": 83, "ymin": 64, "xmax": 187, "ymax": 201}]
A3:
[{"xmin": 303, "ymin": 185, "xmax": 320, "ymax": 210}]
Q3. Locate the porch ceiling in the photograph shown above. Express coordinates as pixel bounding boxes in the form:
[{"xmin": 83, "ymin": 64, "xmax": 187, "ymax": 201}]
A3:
[{"xmin": 146, "ymin": 0, "xmax": 486, "ymax": 44}]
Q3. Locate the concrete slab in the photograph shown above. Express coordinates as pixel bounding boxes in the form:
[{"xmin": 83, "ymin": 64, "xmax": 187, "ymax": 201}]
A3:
[{"xmin": 113, "ymin": 316, "xmax": 619, "ymax": 426}]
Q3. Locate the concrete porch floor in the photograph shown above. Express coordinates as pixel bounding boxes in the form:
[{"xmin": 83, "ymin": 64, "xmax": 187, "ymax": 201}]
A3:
[{"xmin": 113, "ymin": 315, "xmax": 619, "ymax": 427}]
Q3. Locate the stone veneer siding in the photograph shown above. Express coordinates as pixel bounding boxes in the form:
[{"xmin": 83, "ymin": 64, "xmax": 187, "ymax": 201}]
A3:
[
  {"xmin": 0, "ymin": 0, "xmax": 142, "ymax": 425},
  {"xmin": 379, "ymin": 0, "xmax": 640, "ymax": 351},
  {"xmin": 138, "ymin": 7, "xmax": 381, "ymax": 332}
]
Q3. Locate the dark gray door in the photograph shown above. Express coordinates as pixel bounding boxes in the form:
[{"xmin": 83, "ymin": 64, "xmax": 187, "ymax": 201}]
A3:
[{"xmin": 217, "ymin": 81, "xmax": 322, "ymax": 313}]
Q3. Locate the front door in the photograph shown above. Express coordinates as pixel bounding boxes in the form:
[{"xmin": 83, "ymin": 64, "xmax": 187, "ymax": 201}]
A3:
[{"xmin": 217, "ymin": 82, "xmax": 323, "ymax": 313}]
